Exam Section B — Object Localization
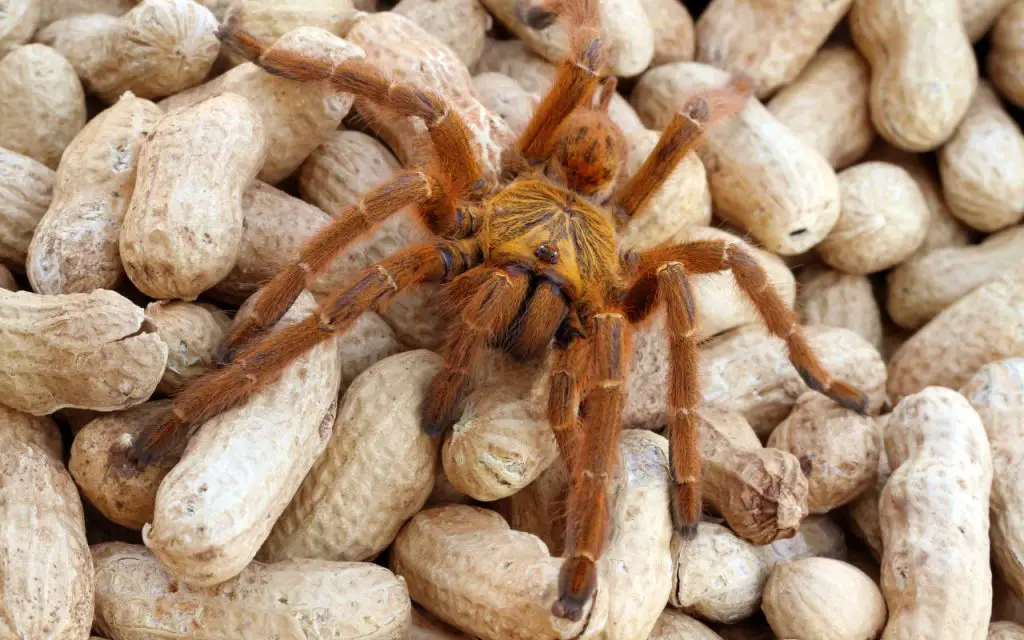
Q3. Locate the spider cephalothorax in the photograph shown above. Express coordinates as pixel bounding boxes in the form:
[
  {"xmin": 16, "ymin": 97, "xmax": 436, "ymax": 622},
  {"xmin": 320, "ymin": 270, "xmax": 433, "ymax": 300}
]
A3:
[{"xmin": 129, "ymin": 0, "xmax": 869, "ymax": 623}]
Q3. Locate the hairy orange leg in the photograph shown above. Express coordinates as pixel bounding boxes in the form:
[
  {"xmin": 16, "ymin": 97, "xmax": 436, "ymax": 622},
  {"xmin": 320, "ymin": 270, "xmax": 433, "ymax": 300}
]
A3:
[
  {"xmin": 629, "ymin": 240, "xmax": 869, "ymax": 414},
  {"xmin": 421, "ymin": 268, "xmax": 531, "ymax": 436},
  {"xmin": 131, "ymin": 241, "xmax": 479, "ymax": 463},
  {"xmin": 555, "ymin": 311, "xmax": 629, "ymax": 622},
  {"xmin": 506, "ymin": 280, "xmax": 569, "ymax": 360},
  {"xmin": 546, "ymin": 330, "xmax": 591, "ymax": 478}
]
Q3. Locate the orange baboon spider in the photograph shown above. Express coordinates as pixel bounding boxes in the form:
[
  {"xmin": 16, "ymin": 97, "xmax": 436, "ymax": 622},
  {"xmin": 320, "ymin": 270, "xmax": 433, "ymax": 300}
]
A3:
[{"xmin": 129, "ymin": 0, "xmax": 869, "ymax": 622}]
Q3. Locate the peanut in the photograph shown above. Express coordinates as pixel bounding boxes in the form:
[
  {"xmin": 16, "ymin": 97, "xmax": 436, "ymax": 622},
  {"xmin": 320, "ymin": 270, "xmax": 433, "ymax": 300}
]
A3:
[
  {"xmin": 992, "ymin": 621, "xmax": 1024, "ymax": 639},
  {"xmin": 753, "ymin": 514, "xmax": 848, "ymax": 568},
  {"xmin": 631, "ymin": 62, "xmax": 839, "ymax": 255},
  {"xmin": 939, "ymin": 82, "xmax": 1024, "ymax": 232},
  {"xmin": 817, "ymin": 161, "xmax": 929, "ymax": 275},
  {"xmin": 797, "ymin": 263, "xmax": 884, "ymax": 351},
  {"xmin": 472, "ymin": 72, "xmax": 539, "ymax": 137},
  {"xmin": 0, "ymin": 0, "xmax": 39, "ymax": 58},
  {"xmin": 0, "ymin": 404, "xmax": 93, "ymax": 639},
  {"xmin": 38, "ymin": 0, "xmax": 134, "ymax": 28},
  {"xmin": 767, "ymin": 45, "xmax": 875, "ymax": 170},
  {"xmin": 696, "ymin": 0, "xmax": 854, "ymax": 99},
  {"xmin": 37, "ymin": 0, "xmax": 220, "ymax": 104},
  {"xmin": 963, "ymin": 0, "xmax": 1016, "ymax": 41},
  {"xmin": 393, "ymin": 0, "xmax": 492, "ymax": 69},
  {"xmin": 990, "ymin": 1, "xmax": 1024, "ymax": 107},
  {"xmin": 647, "ymin": 609, "xmax": 722, "ymax": 640},
  {"xmin": 880, "ymin": 387, "xmax": 992, "ymax": 639},
  {"xmin": 850, "ymin": 0, "xmax": 978, "ymax": 151},
  {"xmin": 219, "ymin": 0, "xmax": 360, "ymax": 64},
  {"xmin": 637, "ymin": 0, "xmax": 694, "ymax": 66},
  {"xmin": 0, "ymin": 145, "xmax": 54, "ymax": 271},
  {"xmin": 143, "ymin": 291, "xmax": 341, "ymax": 586},
  {"xmin": 144, "ymin": 300, "xmax": 231, "ymax": 394},
  {"xmin": 0, "ymin": 265, "xmax": 16, "ymax": 290},
  {"xmin": 0, "ymin": 43, "xmax": 86, "ymax": 169},
  {"xmin": 761, "ymin": 557, "xmax": 887, "ymax": 640},
  {"xmin": 120, "ymin": 92, "xmax": 267, "ymax": 300},
  {"xmin": 26, "ymin": 92, "xmax": 162, "ymax": 294},
  {"xmin": 260, "ymin": 350, "xmax": 441, "ymax": 564},
  {"xmin": 92, "ymin": 541, "xmax": 412, "ymax": 639},
  {"xmin": 0, "ymin": 288, "xmax": 168, "ymax": 414},
  {"xmin": 846, "ymin": 413, "xmax": 891, "ymax": 560}
]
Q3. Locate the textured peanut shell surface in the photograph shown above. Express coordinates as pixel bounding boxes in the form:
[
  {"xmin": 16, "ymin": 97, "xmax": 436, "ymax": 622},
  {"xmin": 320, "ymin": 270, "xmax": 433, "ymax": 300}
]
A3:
[
  {"xmin": 991, "ymin": 621, "xmax": 1024, "ymax": 639},
  {"xmin": 0, "ymin": 288, "xmax": 168, "ymax": 414},
  {"xmin": 261, "ymin": 350, "xmax": 441, "ymax": 565},
  {"xmin": 962, "ymin": 0, "xmax": 1015, "ymax": 41},
  {"xmin": 472, "ymin": 72, "xmax": 538, "ymax": 137},
  {"xmin": 120, "ymin": 91, "xmax": 266, "ymax": 300},
  {"xmin": 92, "ymin": 542, "xmax": 411, "ymax": 639},
  {"xmin": 797, "ymin": 264, "xmax": 883, "ymax": 350},
  {"xmin": 144, "ymin": 300, "xmax": 231, "ymax": 394},
  {"xmin": 143, "ymin": 291, "xmax": 342, "ymax": 586},
  {"xmin": 27, "ymin": 92, "xmax": 162, "ymax": 295},
  {"xmin": 0, "ymin": 146, "xmax": 54, "ymax": 270},
  {"xmin": 637, "ymin": 0, "xmax": 694, "ymax": 66},
  {"xmin": 220, "ymin": 0, "xmax": 359, "ymax": 58},
  {"xmin": 647, "ymin": 609, "xmax": 722, "ymax": 640},
  {"xmin": 990, "ymin": 2, "xmax": 1024, "ymax": 107},
  {"xmin": 631, "ymin": 62, "xmax": 839, "ymax": 255},
  {"xmin": 392, "ymin": 0, "xmax": 491, "ymax": 69},
  {"xmin": 753, "ymin": 514, "xmax": 847, "ymax": 569},
  {"xmin": 0, "ymin": 404, "xmax": 93, "ymax": 640},
  {"xmin": 880, "ymin": 387, "xmax": 993, "ymax": 640},
  {"xmin": 38, "ymin": 0, "xmax": 134, "ymax": 27},
  {"xmin": 0, "ymin": 0, "xmax": 39, "ymax": 58}
]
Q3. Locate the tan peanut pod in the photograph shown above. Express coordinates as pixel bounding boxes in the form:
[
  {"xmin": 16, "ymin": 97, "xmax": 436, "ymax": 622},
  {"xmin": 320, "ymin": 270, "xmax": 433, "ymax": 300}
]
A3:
[
  {"xmin": 845, "ymin": 414, "xmax": 891, "ymax": 560},
  {"xmin": 797, "ymin": 264, "xmax": 883, "ymax": 350},
  {"xmin": 850, "ymin": 0, "xmax": 978, "ymax": 152},
  {"xmin": 260, "ymin": 350, "xmax": 440, "ymax": 564},
  {"xmin": 0, "ymin": 43, "xmax": 86, "ymax": 169},
  {"xmin": 616, "ymin": 129, "xmax": 711, "ymax": 250},
  {"xmin": 696, "ymin": 0, "xmax": 854, "ymax": 99},
  {"xmin": 26, "ymin": 93, "xmax": 161, "ymax": 294},
  {"xmin": 472, "ymin": 72, "xmax": 539, "ymax": 137},
  {"xmin": 638, "ymin": 0, "xmax": 694, "ymax": 66},
  {"xmin": 939, "ymin": 82, "xmax": 1024, "ymax": 232},
  {"xmin": 0, "ymin": 265, "xmax": 16, "ymax": 290},
  {"xmin": 0, "ymin": 405, "xmax": 93, "ymax": 639},
  {"xmin": 477, "ymin": 0, "xmax": 653, "ymax": 77},
  {"xmin": 887, "ymin": 225, "xmax": 1024, "ymax": 331},
  {"xmin": 648, "ymin": 609, "xmax": 722, "ymax": 640},
  {"xmin": 393, "ymin": 0, "xmax": 492, "ymax": 69},
  {"xmin": 161, "ymin": 27, "xmax": 362, "ymax": 185},
  {"xmin": 412, "ymin": 608, "xmax": 474, "ymax": 639},
  {"xmin": 0, "ymin": 0, "xmax": 39, "ymax": 57},
  {"xmin": 768, "ymin": 392, "xmax": 880, "ymax": 513},
  {"xmin": 963, "ymin": 0, "xmax": 1015, "ymax": 41},
  {"xmin": 92, "ymin": 542, "xmax": 411, "ymax": 639},
  {"xmin": 596, "ymin": 430, "xmax": 674, "ymax": 640},
  {"xmin": 881, "ymin": 387, "xmax": 993, "ymax": 639},
  {"xmin": 0, "ymin": 288, "xmax": 168, "ymax": 414},
  {"xmin": 992, "ymin": 621, "xmax": 1024, "ymax": 639},
  {"xmin": 699, "ymin": 407, "xmax": 809, "ymax": 544},
  {"xmin": 144, "ymin": 300, "xmax": 230, "ymax": 395},
  {"xmin": 120, "ymin": 92, "xmax": 266, "ymax": 301},
  {"xmin": 995, "ymin": 575, "xmax": 1024, "ymax": 627},
  {"xmin": 496, "ymin": 454, "xmax": 571, "ymax": 555},
  {"xmin": 961, "ymin": 359, "xmax": 1024, "ymax": 600},
  {"xmin": 143, "ymin": 291, "xmax": 342, "ymax": 586},
  {"xmin": 888, "ymin": 261, "xmax": 1024, "ymax": 403},
  {"xmin": 37, "ymin": 0, "xmax": 220, "ymax": 104},
  {"xmin": 390, "ymin": 505, "xmax": 607, "ymax": 639},
  {"xmin": 990, "ymin": 2, "xmax": 1024, "ymax": 107},
  {"xmin": 818, "ymin": 161, "xmax": 929, "ymax": 274},
  {"xmin": 671, "ymin": 522, "xmax": 771, "ymax": 623},
  {"xmin": 208, "ymin": 180, "xmax": 330, "ymax": 304},
  {"xmin": 0, "ymin": 146, "xmax": 54, "ymax": 271},
  {"xmin": 762, "ymin": 557, "xmax": 887, "ymax": 640},
  {"xmin": 220, "ymin": 0, "xmax": 359, "ymax": 64},
  {"xmin": 345, "ymin": 12, "xmax": 513, "ymax": 177},
  {"xmin": 38, "ymin": 0, "xmax": 134, "ymax": 27},
  {"xmin": 631, "ymin": 62, "xmax": 840, "ymax": 255},
  {"xmin": 753, "ymin": 514, "xmax": 847, "ymax": 568},
  {"xmin": 69, "ymin": 400, "xmax": 181, "ymax": 530},
  {"xmin": 767, "ymin": 45, "xmax": 874, "ymax": 170}
]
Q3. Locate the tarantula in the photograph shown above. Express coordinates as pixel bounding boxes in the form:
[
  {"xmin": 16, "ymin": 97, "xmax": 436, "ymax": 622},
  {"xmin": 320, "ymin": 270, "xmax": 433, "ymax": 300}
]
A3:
[{"xmin": 129, "ymin": 0, "xmax": 868, "ymax": 622}]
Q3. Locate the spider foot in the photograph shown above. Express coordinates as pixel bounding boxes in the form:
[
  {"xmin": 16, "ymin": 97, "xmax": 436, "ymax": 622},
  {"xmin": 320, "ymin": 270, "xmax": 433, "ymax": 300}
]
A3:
[
  {"xmin": 554, "ymin": 555, "xmax": 596, "ymax": 622},
  {"xmin": 420, "ymin": 370, "xmax": 470, "ymax": 437},
  {"xmin": 796, "ymin": 367, "xmax": 870, "ymax": 416},
  {"xmin": 670, "ymin": 483, "xmax": 701, "ymax": 540}
]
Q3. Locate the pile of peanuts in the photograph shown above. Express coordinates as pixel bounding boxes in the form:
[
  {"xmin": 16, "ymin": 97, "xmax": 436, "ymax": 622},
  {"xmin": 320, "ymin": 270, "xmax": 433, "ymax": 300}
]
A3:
[{"xmin": 1, "ymin": 0, "xmax": 1024, "ymax": 638}]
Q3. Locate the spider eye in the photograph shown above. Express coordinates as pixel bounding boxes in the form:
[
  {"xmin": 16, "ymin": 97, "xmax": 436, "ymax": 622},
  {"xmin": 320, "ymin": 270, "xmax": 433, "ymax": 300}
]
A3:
[{"xmin": 535, "ymin": 244, "xmax": 559, "ymax": 264}]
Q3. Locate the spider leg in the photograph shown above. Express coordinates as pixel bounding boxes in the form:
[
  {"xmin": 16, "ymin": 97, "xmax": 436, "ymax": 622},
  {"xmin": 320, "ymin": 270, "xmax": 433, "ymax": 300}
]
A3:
[
  {"xmin": 628, "ymin": 240, "xmax": 869, "ymax": 414},
  {"xmin": 612, "ymin": 76, "xmax": 751, "ymax": 219},
  {"xmin": 555, "ymin": 310, "xmax": 629, "ymax": 622},
  {"xmin": 421, "ymin": 267, "xmax": 531, "ymax": 436},
  {"xmin": 130, "ymin": 240, "xmax": 479, "ymax": 463},
  {"xmin": 506, "ymin": 280, "xmax": 569, "ymax": 360},
  {"xmin": 546, "ymin": 324, "xmax": 591, "ymax": 479}
]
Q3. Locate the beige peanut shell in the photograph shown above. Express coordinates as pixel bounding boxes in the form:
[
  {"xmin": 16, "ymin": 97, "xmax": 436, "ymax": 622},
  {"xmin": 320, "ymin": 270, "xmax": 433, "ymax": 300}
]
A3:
[
  {"xmin": 992, "ymin": 621, "xmax": 1024, "ymax": 639},
  {"xmin": 0, "ymin": 0, "xmax": 40, "ymax": 58},
  {"xmin": 120, "ymin": 91, "xmax": 267, "ymax": 301},
  {"xmin": 472, "ymin": 72, "xmax": 539, "ymax": 137},
  {"xmin": 26, "ymin": 92, "xmax": 161, "ymax": 294},
  {"xmin": 797, "ymin": 263, "xmax": 883, "ymax": 351},
  {"xmin": 631, "ymin": 61, "xmax": 840, "ymax": 255},
  {"xmin": 393, "ymin": 0, "xmax": 492, "ymax": 69},
  {"xmin": 144, "ymin": 300, "xmax": 230, "ymax": 395},
  {"xmin": 963, "ymin": 0, "xmax": 1016, "ymax": 41},
  {"xmin": 638, "ymin": 0, "xmax": 694, "ymax": 66},
  {"xmin": 846, "ymin": 414, "xmax": 891, "ymax": 560},
  {"xmin": 696, "ymin": 0, "xmax": 854, "ymax": 99},
  {"xmin": 92, "ymin": 541, "xmax": 411, "ymax": 639},
  {"xmin": 939, "ymin": 82, "xmax": 1024, "ymax": 232},
  {"xmin": 850, "ymin": 0, "xmax": 978, "ymax": 152},
  {"xmin": 0, "ymin": 404, "xmax": 93, "ymax": 639},
  {"xmin": 143, "ymin": 291, "xmax": 341, "ymax": 586},
  {"xmin": 0, "ymin": 288, "xmax": 168, "ymax": 414},
  {"xmin": 0, "ymin": 43, "xmax": 86, "ymax": 169},
  {"xmin": 38, "ymin": 0, "xmax": 134, "ymax": 27},
  {"xmin": 0, "ymin": 265, "xmax": 16, "ymax": 290},
  {"xmin": 753, "ymin": 514, "xmax": 848, "ymax": 569},
  {"xmin": 220, "ymin": 0, "xmax": 360, "ymax": 63},
  {"xmin": 767, "ymin": 45, "xmax": 875, "ymax": 170},
  {"xmin": 881, "ymin": 387, "xmax": 993, "ymax": 639},
  {"xmin": 260, "ymin": 350, "xmax": 440, "ymax": 565},
  {"xmin": 761, "ymin": 557, "xmax": 887, "ymax": 640},
  {"xmin": 647, "ymin": 609, "xmax": 722, "ymax": 640},
  {"xmin": 990, "ymin": 2, "xmax": 1024, "ymax": 107},
  {"xmin": 0, "ymin": 145, "xmax": 54, "ymax": 271}
]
